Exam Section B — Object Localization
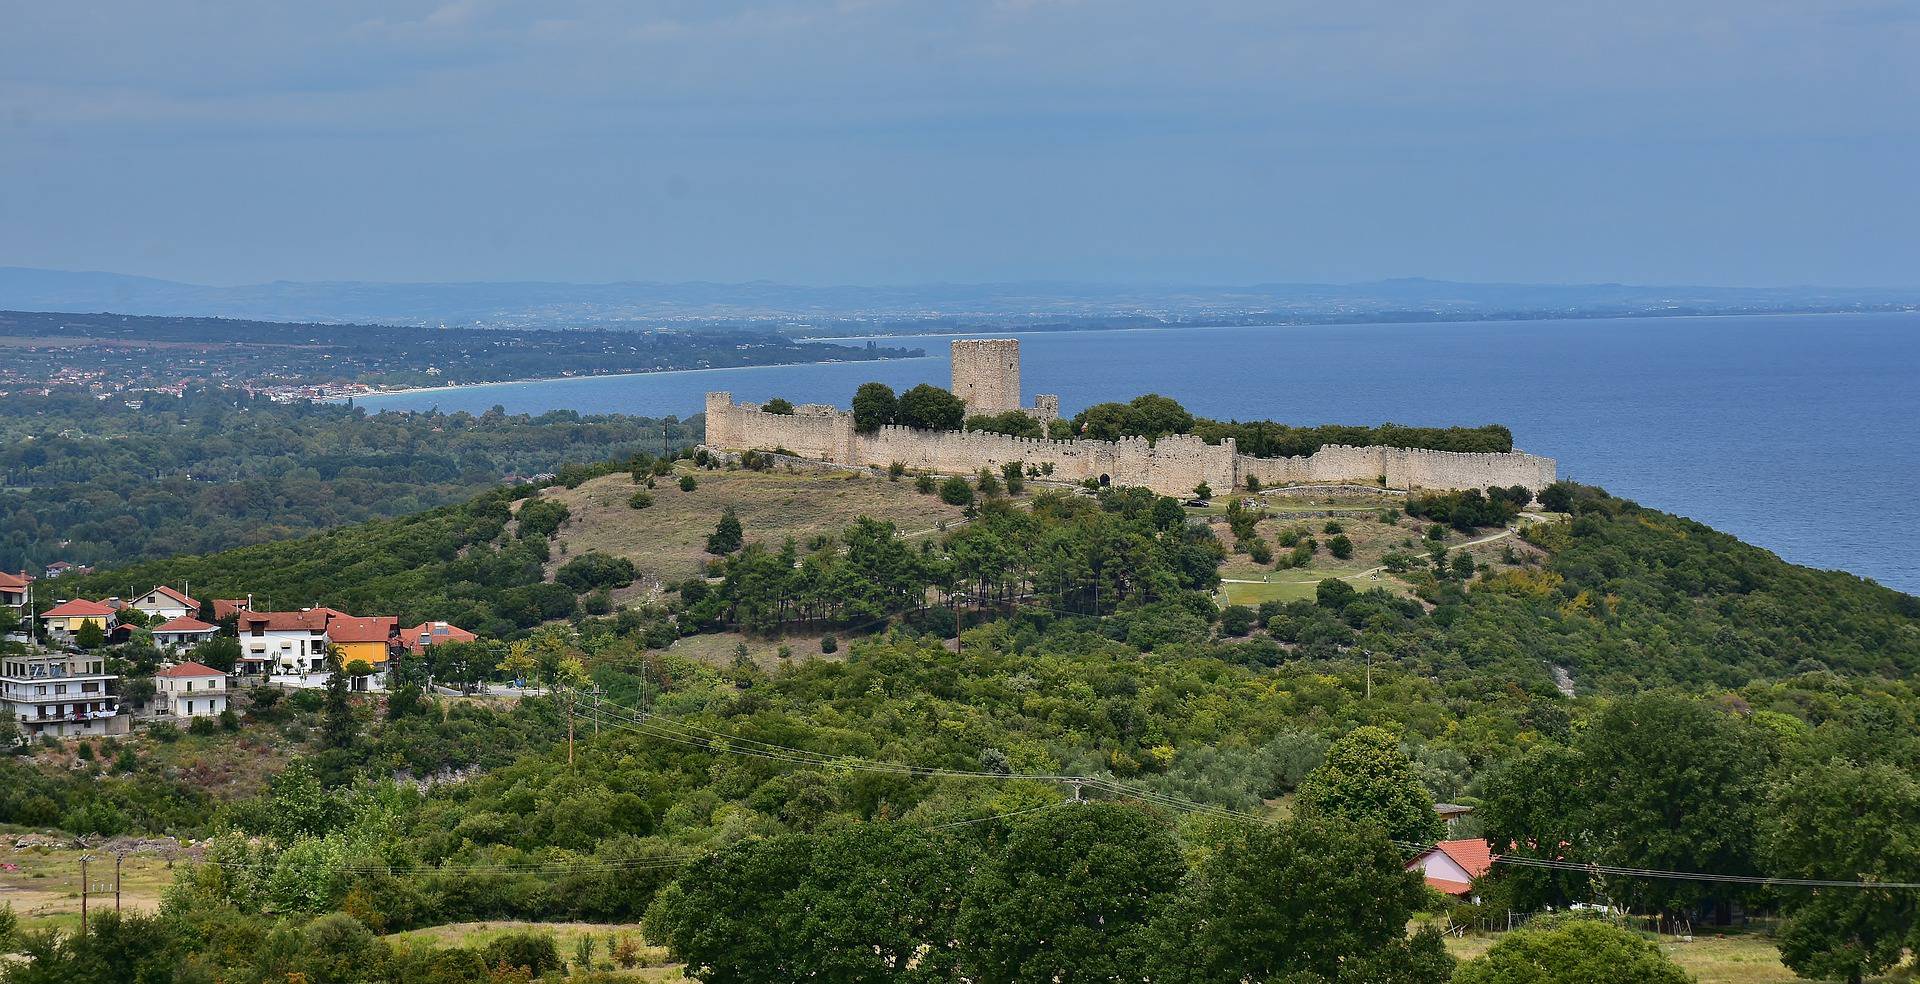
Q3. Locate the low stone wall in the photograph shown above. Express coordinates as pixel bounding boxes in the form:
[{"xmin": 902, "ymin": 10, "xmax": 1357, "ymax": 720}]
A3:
[{"xmin": 705, "ymin": 392, "xmax": 1556, "ymax": 497}]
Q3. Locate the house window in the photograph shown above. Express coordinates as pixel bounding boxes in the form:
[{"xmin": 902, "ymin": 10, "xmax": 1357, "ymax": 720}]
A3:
[
  {"xmin": 185, "ymin": 700, "xmax": 193, "ymax": 715},
  {"xmin": 54, "ymin": 684, "xmax": 66, "ymax": 695}
]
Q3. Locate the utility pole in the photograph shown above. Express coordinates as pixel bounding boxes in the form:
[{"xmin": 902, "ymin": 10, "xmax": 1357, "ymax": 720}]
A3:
[
  {"xmin": 567, "ymin": 688, "xmax": 575, "ymax": 766},
  {"xmin": 79, "ymin": 854, "xmax": 90, "ymax": 935},
  {"xmin": 1364, "ymin": 650, "xmax": 1373, "ymax": 700},
  {"xmin": 114, "ymin": 853, "xmax": 123, "ymax": 914}
]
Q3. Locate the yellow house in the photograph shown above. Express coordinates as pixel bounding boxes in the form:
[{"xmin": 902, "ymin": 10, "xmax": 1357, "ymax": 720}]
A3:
[
  {"xmin": 40, "ymin": 599, "xmax": 116, "ymax": 637},
  {"xmin": 324, "ymin": 616, "xmax": 396, "ymax": 672}
]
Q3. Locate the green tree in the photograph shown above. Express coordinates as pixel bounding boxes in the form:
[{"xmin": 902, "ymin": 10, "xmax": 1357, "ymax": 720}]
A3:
[
  {"xmin": 194, "ymin": 634, "xmax": 240, "ymax": 672},
  {"xmin": 679, "ymin": 474, "xmax": 698, "ymax": 492},
  {"xmin": 75, "ymin": 620, "xmax": 106, "ymax": 649},
  {"xmin": 1296, "ymin": 726, "xmax": 1443, "ymax": 846},
  {"xmin": 1328, "ymin": 534, "xmax": 1354, "ymax": 559},
  {"xmin": 1478, "ymin": 744, "xmax": 1591, "ymax": 910},
  {"xmin": 1576, "ymin": 694, "xmax": 1768, "ymax": 915},
  {"xmin": 706, "ymin": 507, "xmax": 745, "ymax": 555},
  {"xmin": 1453, "ymin": 917, "xmax": 1690, "ymax": 984},
  {"xmin": 321, "ymin": 645, "xmax": 354, "ymax": 749},
  {"xmin": 896, "ymin": 384, "xmax": 967, "ymax": 431},
  {"xmin": 1145, "ymin": 818, "xmax": 1453, "ymax": 983},
  {"xmin": 957, "ymin": 804, "xmax": 1184, "ymax": 984},
  {"xmin": 1765, "ymin": 761, "xmax": 1920, "ymax": 983},
  {"xmin": 851, "ymin": 382, "xmax": 899, "ymax": 433},
  {"xmin": 762, "ymin": 397, "xmax": 795, "ymax": 415}
]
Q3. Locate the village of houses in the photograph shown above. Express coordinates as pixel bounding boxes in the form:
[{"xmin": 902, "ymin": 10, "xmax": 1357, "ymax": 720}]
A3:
[{"xmin": 0, "ymin": 569, "xmax": 475, "ymax": 741}]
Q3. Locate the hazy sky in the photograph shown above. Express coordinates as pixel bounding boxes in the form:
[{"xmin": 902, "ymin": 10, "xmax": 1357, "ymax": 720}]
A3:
[{"xmin": 3, "ymin": 1, "xmax": 1916, "ymax": 287}]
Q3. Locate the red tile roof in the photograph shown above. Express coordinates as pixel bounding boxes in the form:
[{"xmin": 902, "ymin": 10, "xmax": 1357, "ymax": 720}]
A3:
[
  {"xmin": 0, "ymin": 571, "xmax": 30, "ymax": 591},
  {"xmin": 157, "ymin": 661, "xmax": 223, "ymax": 678},
  {"xmin": 145, "ymin": 585, "xmax": 199, "ymax": 610},
  {"xmin": 1425, "ymin": 877, "xmax": 1475, "ymax": 897},
  {"xmin": 326, "ymin": 616, "xmax": 397, "ymax": 645},
  {"xmin": 400, "ymin": 621, "xmax": 477, "ymax": 653},
  {"xmin": 43, "ymin": 599, "xmax": 115, "ymax": 618},
  {"xmin": 153, "ymin": 616, "xmax": 218, "ymax": 634},
  {"xmin": 238, "ymin": 610, "xmax": 329, "ymax": 632},
  {"xmin": 212, "ymin": 599, "xmax": 251, "ymax": 620},
  {"xmin": 1435, "ymin": 838, "xmax": 1496, "ymax": 879}
]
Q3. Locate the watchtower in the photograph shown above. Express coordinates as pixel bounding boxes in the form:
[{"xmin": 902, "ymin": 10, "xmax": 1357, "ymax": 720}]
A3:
[{"xmin": 950, "ymin": 338, "xmax": 1021, "ymax": 414}]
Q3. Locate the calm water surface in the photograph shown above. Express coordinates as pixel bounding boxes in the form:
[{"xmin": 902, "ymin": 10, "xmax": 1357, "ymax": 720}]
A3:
[{"xmin": 358, "ymin": 313, "xmax": 1920, "ymax": 592}]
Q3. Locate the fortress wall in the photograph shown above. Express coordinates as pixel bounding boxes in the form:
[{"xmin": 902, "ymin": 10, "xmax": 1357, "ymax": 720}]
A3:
[
  {"xmin": 855, "ymin": 425, "xmax": 1110, "ymax": 485},
  {"xmin": 1234, "ymin": 444, "xmax": 1556, "ymax": 491},
  {"xmin": 706, "ymin": 393, "xmax": 1555, "ymax": 497},
  {"xmin": 1387, "ymin": 447, "xmax": 1557, "ymax": 491},
  {"xmin": 704, "ymin": 393, "xmax": 852, "ymax": 462}
]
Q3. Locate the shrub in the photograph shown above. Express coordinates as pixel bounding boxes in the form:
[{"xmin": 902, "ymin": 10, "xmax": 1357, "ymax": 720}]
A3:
[
  {"xmin": 1328, "ymin": 534, "xmax": 1354, "ymax": 559},
  {"xmin": 559, "ymin": 552, "xmax": 640, "ymax": 590},
  {"xmin": 1323, "ymin": 520, "xmax": 1344, "ymax": 534},
  {"xmin": 219, "ymin": 709, "xmax": 240, "ymax": 731},
  {"xmin": 939, "ymin": 476, "xmax": 975, "ymax": 507},
  {"xmin": 189, "ymin": 716, "xmax": 217, "ymax": 735},
  {"xmin": 1193, "ymin": 482, "xmax": 1212, "ymax": 501},
  {"xmin": 888, "ymin": 461, "xmax": 907, "ymax": 480},
  {"xmin": 706, "ymin": 507, "xmax": 745, "ymax": 555},
  {"xmin": 483, "ymin": 932, "xmax": 563, "ymax": 978},
  {"xmin": 976, "ymin": 468, "xmax": 1002, "ymax": 497},
  {"xmin": 1245, "ymin": 475, "xmax": 1261, "ymax": 492},
  {"xmin": 147, "ymin": 722, "xmax": 180, "ymax": 743},
  {"xmin": 1247, "ymin": 539, "xmax": 1273, "ymax": 565},
  {"xmin": 915, "ymin": 474, "xmax": 936, "ymax": 494},
  {"xmin": 1220, "ymin": 605, "xmax": 1256, "ymax": 636},
  {"xmin": 628, "ymin": 491, "xmax": 653, "ymax": 509},
  {"xmin": 820, "ymin": 634, "xmax": 838, "ymax": 654},
  {"xmin": 679, "ymin": 475, "xmax": 697, "ymax": 492},
  {"xmin": 74, "ymin": 741, "xmax": 94, "ymax": 761}
]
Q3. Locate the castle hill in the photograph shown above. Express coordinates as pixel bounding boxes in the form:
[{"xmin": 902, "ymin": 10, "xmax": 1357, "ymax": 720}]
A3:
[{"xmin": 706, "ymin": 338, "xmax": 1557, "ymax": 498}]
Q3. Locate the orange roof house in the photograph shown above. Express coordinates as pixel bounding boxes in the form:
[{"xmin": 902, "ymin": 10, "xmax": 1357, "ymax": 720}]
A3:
[
  {"xmin": 327, "ymin": 616, "xmax": 399, "ymax": 669},
  {"xmin": 399, "ymin": 621, "xmax": 477, "ymax": 654},
  {"xmin": 156, "ymin": 661, "xmax": 224, "ymax": 679},
  {"xmin": 0, "ymin": 571, "xmax": 28, "ymax": 607},
  {"xmin": 212, "ymin": 599, "xmax": 252, "ymax": 621},
  {"xmin": 41, "ymin": 598, "xmax": 117, "ymax": 636},
  {"xmin": 132, "ymin": 585, "xmax": 199, "ymax": 617},
  {"xmin": 1407, "ymin": 838, "xmax": 1496, "ymax": 898}
]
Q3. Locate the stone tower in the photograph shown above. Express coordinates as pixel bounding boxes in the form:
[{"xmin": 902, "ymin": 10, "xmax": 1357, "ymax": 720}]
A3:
[{"xmin": 950, "ymin": 338, "xmax": 1021, "ymax": 414}]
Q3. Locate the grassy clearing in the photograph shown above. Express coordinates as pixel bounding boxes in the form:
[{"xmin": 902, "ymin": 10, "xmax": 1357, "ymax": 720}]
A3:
[
  {"xmin": 1444, "ymin": 931, "xmax": 1911, "ymax": 984},
  {"xmin": 0, "ymin": 842, "xmax": 181, "ymax": 935},
  {"xmin": 545, "ymin": 465, "xmax": 970, "ymax": 595},
  {"xmin": 385, "ymin": 921, "xmax": 675, "ymax": 977}
]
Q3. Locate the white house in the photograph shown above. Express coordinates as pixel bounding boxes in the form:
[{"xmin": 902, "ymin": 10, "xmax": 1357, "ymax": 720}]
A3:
[
  {"xmin": 152, "ymin": 616, "xmax": 219, "ymax": 651},
  {"xmin": 1406, "ymin": 838, "xmax": 1495, "ymax": 900},
  {"xmin": 237, "ymin": 609, "xmax": 341, "ymax": 674},
  {"xmin": 131, "ymin": 585, "xmax": 199, "ymax": 621},
  {"xmin": 155, "ymin": 662, "xmax": 227, "ymax": 719},
  {"xmin": 1, "ymin": 651, "xmax": 126, "ymax": 737}
]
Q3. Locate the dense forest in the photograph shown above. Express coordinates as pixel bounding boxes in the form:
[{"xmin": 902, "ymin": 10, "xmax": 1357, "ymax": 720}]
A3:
[
  {"xmin": 0, "ymin": 388, "xmax": 697, "ymax": 573},
  {"xmin": 0, "ymin": 309, "xmax": 920, "ymax": 392},
  {"xmin": 5, "ymin": 455, "xmax": 1920, "ymax": 981}
]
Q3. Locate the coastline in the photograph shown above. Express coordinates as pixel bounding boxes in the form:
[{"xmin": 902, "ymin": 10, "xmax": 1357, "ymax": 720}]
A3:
[{"xmin": 340, "ymin": 352, "xmax": 939, "ymax": 403}]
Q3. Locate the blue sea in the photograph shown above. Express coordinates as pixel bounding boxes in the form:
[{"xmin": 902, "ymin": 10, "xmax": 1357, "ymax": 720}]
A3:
[{"xmin": 356, "ymin": 313, "xmax": 1920, "ymax": 593}]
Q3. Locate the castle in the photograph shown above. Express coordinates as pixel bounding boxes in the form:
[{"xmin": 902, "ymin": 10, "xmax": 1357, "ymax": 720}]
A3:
[{"xmin": 704, "ymin": 340, "xmax": 1555, "ymax": 498}]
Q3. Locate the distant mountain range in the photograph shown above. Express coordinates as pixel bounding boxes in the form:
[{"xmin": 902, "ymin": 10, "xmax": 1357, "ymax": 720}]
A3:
[{"xmin": 2, "ymin": 266, "xmax": 1915, "ymax": 330}]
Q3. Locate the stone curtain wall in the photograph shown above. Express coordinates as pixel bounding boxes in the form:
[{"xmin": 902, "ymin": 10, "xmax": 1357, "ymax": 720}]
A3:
[
  {"xmin": 1236, "ymin": 445, "xmax": 1557, "ymax": 492},
  {"xmin": 707, "ymin": 392, "xmax": 1556, "ymax": 497},
  {"xmin": 950, "ymin": 338, "xmax": 1022, "ymax": 413}
]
